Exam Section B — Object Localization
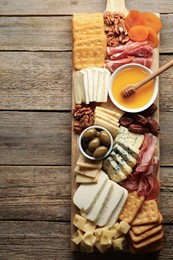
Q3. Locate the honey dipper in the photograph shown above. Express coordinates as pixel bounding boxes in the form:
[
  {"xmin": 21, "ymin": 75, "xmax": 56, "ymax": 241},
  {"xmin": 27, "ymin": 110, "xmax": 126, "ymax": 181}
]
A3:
[{"xmin": 121, "ymin": 59, "xmax": 173, "ymax": 99}]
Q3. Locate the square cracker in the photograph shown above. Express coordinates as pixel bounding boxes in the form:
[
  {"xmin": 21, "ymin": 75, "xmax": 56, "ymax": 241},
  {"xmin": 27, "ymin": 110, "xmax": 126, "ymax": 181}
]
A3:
[
  {"xmin": 132, "ymin": 212, "xmax": 163, "ymax": 235},
  {"xmin": 131, "ymin": 230, "xmax": 164, "ymax": 249},
  {"xmin": 73, "ymin": 35, "xmax": 107, "ymax": 50},
  {"xmin": 73, "ymin": 45, "xmax": 105, "ymax": 70},
  {"xmin": 73, "ymin": 13, "xmax": 104, "ymax": 30},
  {"xmin": 131, "ymin": 200, "xmax": 160, "ymax": 226},
  {"xmin": 129, "ymin": 239, "xmax": 163, "ymax": 254},
  {"xmin": 129, "ymin": 224, "xmax": 163, "ymax": 243},
  {"xmin": 73, "ymin": 24, "xmax": 105, "ymax": 40},
  {"xmin": 119, "ymin": 191, "xmax": 145, "ymax": 224}
]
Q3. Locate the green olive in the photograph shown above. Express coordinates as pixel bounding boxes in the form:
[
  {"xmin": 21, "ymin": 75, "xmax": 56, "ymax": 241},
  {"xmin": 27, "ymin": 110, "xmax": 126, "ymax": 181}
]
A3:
[
  {"xmin": 88, "ymin": 137, "xmax": 100, "ymax": 152},
  {"xmin": 82, "ymin": 128, "xmax": 97, "ymax": 140},
  {"xmin": 93, "ymin": 146, "xmax": 108, "ymax": 158},
  {"xmin": 100, "ymin": 131, "xmax": 111, "ymax": 146}
]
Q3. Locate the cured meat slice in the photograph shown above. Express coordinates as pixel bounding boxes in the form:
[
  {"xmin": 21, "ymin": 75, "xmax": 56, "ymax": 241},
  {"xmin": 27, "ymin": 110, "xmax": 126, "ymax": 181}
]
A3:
[
  {"xmin": 105, "ymin": 56, "xmax": 153, "ymax": 72},
  {"xmin": 107, "ymin": 41, "xmax": 148, "ymax": 56},
  {"xmin": 134, "ymin": 133, "xmax": 157, "ymax": 176},
  {"xmin": 110, "ymin": 44, "xmax": 153, "ymax": 60}
]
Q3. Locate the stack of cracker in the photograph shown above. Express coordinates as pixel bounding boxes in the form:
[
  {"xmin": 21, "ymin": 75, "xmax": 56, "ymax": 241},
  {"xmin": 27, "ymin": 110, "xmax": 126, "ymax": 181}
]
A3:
[
  {"xmin": 119, "ymin": 191, "xmax": 163, "ymax": 253},
  {"xmin": 72, "ymin": 13, "xmax": 107, "ymax": 70}
]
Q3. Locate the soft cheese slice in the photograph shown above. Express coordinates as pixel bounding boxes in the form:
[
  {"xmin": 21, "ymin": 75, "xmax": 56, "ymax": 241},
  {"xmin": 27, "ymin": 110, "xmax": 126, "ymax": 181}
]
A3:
[
  {"xmin": 96, "ymin": 69, "xmax": 104, "ymax": 102},
  {"xmin": 113, "ymin": 143, "xmax": 137, "ymax": 168},
  {"xmin": 96, "ymin": 181, "xmax": 124, "ymax": 227},
  {"xmin": 110, "ymin": 151, "xmax": 132, "ymax": 176},
  {"xmin": 73, "ymin": 170, "xmax": 108, "ymax": 212},
  {"xmin": 81, "ymin": 180, "xmax": 113, "ymax": 222},
  {"xmin": 73, "ymin": 70, "xmax": 86, "ymax": 104},
  {"xmin": 106, "ymin": 188, "xmax": 128, "ymax": 227}
]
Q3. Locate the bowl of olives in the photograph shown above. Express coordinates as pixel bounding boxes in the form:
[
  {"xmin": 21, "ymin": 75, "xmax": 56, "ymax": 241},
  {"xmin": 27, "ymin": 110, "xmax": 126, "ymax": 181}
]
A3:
[{"xmin": 79, "ymin": 126, "xmax": 113, "ymax": 160}]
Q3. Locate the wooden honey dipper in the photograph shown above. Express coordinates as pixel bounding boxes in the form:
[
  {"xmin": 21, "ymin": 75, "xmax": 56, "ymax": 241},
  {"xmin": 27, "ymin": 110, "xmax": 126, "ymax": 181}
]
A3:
[{"xmin": 121, "ymin": 59, "xmax": 173, "ymax": 99}]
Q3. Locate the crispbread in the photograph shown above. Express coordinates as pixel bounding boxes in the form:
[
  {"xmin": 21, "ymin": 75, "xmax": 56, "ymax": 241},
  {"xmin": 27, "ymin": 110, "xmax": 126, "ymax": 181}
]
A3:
[
  {"xmin": 119, "ymin": 191, "xmax": 145, "ymax": 224},
  {"xmin": 76, "ymin": 154, "xmax": 102, "ymax": 169},
  {"xmin": 73, "ymin": 24, "xmax": 105, "ymax": 39},
  {"xmin": 129, "ymin": 239, "xmax": 163, "ymax": 254},
  {"xmin": 73, "ymin": 45, "xmax": 105, "ymax": 70},
  {"xmin": 131, "ymin": 200, "xmax": 159, "ymax": 226},
  {"xmin": 74, "ymin": 165, "xmax": 99, "ymax": 178},
  {"xmin": 73, "ymin": 35, "xmax": 107, "ymax": 50},
  {"xmin": 131, "ymin": 230, "xmax": 164, "ymax": 249},
  {"xmin": 132, "ymin": 212, "xmax": 163, "ymax": 235},
  {"xmin": 129, "ymin": 224, "xmax": 163, "ymax": 243},
  {"xmin": 72, "ymin": 13, "xmax": 104, "ymax": 32}
]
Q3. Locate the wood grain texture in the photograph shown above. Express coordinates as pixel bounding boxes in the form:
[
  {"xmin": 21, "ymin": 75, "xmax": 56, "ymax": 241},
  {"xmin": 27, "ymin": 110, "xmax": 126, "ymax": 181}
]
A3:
[
  {"xmin": 0, "ymin": 166, "xmax": 172, "ymax": 223},
  {"xmin": 0, "ymin": 0, "xmax": 172, "ymax": 15},
  {"xmin": 0, "ymin": 111, "xmax": 172, "ymax": 166},
  {"xmin": 0, "ymin": 221, "xmax": 172, "ymax": 259},
  {"xmin": 0, "ymin": 112, "xmax": 71, "ymax": 165},
  {"xmin": 0, "ymin": 51, "xmax": 72, "ymax": 110},
  {"xmin": 0, "ymin": 15, "xmax": 172, "ymax": 52},
  {"xmin": 0, "ymin": 53, "xmax": 172, "ymax": 111}
]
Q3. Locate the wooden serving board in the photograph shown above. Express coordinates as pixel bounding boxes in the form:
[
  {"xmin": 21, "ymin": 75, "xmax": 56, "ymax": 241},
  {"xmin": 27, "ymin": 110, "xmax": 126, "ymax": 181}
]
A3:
[{"xmin": 71, "ymin": 0, "xmax": 160, "ymax": 252}]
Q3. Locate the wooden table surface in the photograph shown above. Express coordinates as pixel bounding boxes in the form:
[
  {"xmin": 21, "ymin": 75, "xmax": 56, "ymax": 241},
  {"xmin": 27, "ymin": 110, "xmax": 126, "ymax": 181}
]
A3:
[{"xmin": 0, "ymin": 0, "xmax": 172, "ymax": 259}]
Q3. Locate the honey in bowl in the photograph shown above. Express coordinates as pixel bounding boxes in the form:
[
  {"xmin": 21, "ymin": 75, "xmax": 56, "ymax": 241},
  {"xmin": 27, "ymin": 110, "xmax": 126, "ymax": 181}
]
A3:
[{"xmin": 109, "ymin": 64, "xmax": 158, "ymax": 113}]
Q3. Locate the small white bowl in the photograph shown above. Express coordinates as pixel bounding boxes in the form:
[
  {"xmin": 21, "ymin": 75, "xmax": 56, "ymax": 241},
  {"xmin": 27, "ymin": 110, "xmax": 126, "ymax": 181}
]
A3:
[
  {"xmin": 109, "ymin": 63, "xmax": 158, "ymax": 113},
  {"xmin": 79, "ymin": 126, "xmax": 113, "ymax": 161}
]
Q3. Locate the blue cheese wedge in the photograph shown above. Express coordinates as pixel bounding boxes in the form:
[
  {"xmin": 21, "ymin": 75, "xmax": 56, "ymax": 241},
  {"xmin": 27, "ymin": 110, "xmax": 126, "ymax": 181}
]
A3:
[
  {"xmin": 112, "ymin": 143, "xmax": 137, "ymax": 168},
  {"xmin": 73, "ymin": 170, "xmax": 108, "ymax": 212},
  {"xmin": 110, "ymin": 151, "xmax": 132, "ymax": 176},
  {"xmin": 103, "ymin": 157, "xmax": 127, "ymax": 183}
]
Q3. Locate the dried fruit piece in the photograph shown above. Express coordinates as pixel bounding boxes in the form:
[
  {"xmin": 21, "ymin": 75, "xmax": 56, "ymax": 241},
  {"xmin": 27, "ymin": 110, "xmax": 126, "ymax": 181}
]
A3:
[
  {"xmin": 125, "ymin": 10, "xmax": 146, "ymax": 30},
  {"xmin": 133, "ymin": 114, "xmax": 148, "ymax": 126},
  {"xmin": 147, "ymin": 117, "xmax": 160, "ymax": 135},
  {"xmin": 143, "ymin": 12, "xmax": 162, "ymax": 33},
  {"xmin": 128, "ymin": 25, "xmax": 149, "ymax": 42},
  {"xmin": 128, "ymin": 124, "xmax": 148, "ymax": 134},
  {"xmin": 146, "ymin": 27, "xmax": 159, "ymax": 48},
  {"xmin": 141, "ymin": 104, "xmax": 158, "ymax": 117},
  {"xmin": 119, "ymin": 116, "xmax": 133, "ymax": 127}
]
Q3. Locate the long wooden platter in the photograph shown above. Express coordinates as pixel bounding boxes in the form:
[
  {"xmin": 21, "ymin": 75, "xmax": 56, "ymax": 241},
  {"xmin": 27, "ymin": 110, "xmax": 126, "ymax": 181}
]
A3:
[{"xmin": 71, "ymin": 0, "xmax": 160, "ymax": 253}]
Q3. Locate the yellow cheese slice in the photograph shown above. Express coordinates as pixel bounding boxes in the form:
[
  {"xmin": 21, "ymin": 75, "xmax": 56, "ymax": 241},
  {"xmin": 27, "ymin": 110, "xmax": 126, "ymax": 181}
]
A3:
[{"xmin": 74, "ymin": 165, "xmax": 99, "ymax": 178}]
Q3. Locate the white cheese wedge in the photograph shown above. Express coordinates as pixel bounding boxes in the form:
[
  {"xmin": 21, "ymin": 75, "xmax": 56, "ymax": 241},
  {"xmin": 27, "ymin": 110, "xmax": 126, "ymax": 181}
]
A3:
[
  {"xmin": 96, "ymin": 69, "xmax": 104, "ymax": 102},
  {"xmin": 81, "ymin": 180, "xmax": 113, "ymax": 222},
  {"xmin": 103, "ymin": 68, "xmax": 111, "ymax": 102},
  {"xmin": 73, "ymin": 170, "xmax": 108, "ymax": 212},
  {"xmin": 113, "ymin": 143, "xmax": 137, "ymax": 168},
  {"xmin": 73, "ymin": 70, "xmax": 86, "ymax": 104},
  {"xmin": 96, "ymin": 181, "xmax": 124, "ymax": 227},
  {"xmin": 110, "ymin": 151, "xmax": 132, "ymax": 176},
  {"xmin": 85, "ymin": 68, "xmax": 94, "ymax": 102},
  {"xmin": 106, "ymin": 189, "xmax": 128, "ymax": 227},
  {"xmin": 81, "ymin": 70, "xmax": 90, "ymax": 104},
  {"xmin": 90, "ymin": 67, "xmax": 99, "ymax": 101}
]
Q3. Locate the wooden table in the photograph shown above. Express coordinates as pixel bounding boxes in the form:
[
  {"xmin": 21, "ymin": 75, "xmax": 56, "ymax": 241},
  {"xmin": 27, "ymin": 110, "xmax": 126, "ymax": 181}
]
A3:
[{"xmin": 0, "ymin": 0, "xmax": 172, "ymax": 259}]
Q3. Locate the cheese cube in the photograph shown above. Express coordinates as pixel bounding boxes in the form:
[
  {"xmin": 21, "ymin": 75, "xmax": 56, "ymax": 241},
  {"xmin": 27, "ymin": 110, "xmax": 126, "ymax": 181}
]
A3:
[
  {"xmin": 81, "ymin": 232, "xmax": 97, "ymax": 247},
  {"xmin": 112, "ymin": 236, "xmax": 126, "ymax": 251},
  {"xmin": 100, "ymin": 229, "xmax": 115, "ymax": 245},
  {"xmin": 94, "ymin": 227, "xmax": 109, "ymax": 241},
  {"xmin": 71, "ymin": 229, "xmax": 84, "ymax": 245},
  {"xmin": 117, "ymin": 220, "xmax": 131, "ymax": 234},
  {"xmin": 95, "ymin": 241, "xmax": 111, "ymax": 253},
  {"xmin": 83, "ymin": 220, "xmax": 96, "ymax": 233},
  {"xmin": 73, "ymin": 214, "xmax": 86, "ymax": 231}
]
